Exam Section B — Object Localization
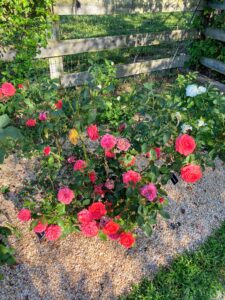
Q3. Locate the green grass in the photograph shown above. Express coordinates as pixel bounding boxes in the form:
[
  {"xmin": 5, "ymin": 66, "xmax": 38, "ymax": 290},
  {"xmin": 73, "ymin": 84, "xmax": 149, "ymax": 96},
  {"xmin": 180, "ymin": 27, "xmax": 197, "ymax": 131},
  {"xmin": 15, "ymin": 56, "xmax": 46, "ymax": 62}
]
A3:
[
  {"xmin": 121, "ymin": 223, "xmax": 225, "ymax": 300},
  {"xmin": 60, "ymin": 12, "xmax": 197, "ymax": 39}
]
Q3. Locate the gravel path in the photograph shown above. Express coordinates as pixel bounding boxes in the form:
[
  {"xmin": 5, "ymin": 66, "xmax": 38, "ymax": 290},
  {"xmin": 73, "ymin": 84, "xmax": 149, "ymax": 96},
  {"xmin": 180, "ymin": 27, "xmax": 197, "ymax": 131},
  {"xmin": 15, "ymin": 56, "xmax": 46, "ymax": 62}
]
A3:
[{"xmin": 0, "ymin": 156, "xmax": 224, "ymax": 300}]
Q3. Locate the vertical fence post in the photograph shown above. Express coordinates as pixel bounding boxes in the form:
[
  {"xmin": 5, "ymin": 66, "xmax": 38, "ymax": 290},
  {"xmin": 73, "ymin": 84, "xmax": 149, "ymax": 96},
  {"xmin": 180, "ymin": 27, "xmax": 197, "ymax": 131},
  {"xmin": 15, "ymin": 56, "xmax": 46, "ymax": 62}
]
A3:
[{"xmin": 49, "ymin": 20, "xmax": 64, "ymax": 80}]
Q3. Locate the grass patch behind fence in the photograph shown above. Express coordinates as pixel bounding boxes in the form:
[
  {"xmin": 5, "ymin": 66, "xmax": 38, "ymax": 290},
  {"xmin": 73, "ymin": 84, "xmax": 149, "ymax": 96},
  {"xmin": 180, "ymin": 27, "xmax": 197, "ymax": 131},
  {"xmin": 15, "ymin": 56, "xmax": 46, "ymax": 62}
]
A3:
[
  {"xmin": 60, "ymin": 12, "xmax": 198, "ymax": 39},
  {"xmin": 121, "ymin": 222, "xmax": 225, "ymax": 300}
]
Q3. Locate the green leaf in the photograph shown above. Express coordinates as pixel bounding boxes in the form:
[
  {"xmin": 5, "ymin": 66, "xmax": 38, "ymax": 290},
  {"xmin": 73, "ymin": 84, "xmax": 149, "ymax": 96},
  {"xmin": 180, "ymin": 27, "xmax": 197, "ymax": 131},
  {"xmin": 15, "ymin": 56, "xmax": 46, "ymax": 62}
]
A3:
[
  {"xmin": 142, "ymin": 223, "xmax": 152, "ymax": 237},
  {"xmin": 0, "ymin": 126, "xmax": 23, "ymax": 141},
  {"xmin": 159, "ymin": 210, "xmax": 170, "ymax": 219},
  {"xmin": 0, "ymin": 114, "xmax": 10, "ymax": 129},
  {"xmin": 0, "ymin": 226, "xmax": 12, "ymax": 237},
  {"xmin": 99, "ymin": 231, "xmax": 107, "ymax": 241},
  {"xmin": 83, "ymin": 199, "xmax": 90, "ymax": 206},
  {"xmin": 56, "ymin": 203, "xmax": 66, "ymax": 215}
]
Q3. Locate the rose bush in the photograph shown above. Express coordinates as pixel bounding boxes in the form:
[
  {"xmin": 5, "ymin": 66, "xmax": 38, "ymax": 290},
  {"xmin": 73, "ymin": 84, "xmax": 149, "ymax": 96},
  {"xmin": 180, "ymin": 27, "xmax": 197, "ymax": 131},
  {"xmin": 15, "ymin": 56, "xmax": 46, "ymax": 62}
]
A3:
[{"xmin": 1, "ymin": 66, "xmax": 224, "ymax": 248}]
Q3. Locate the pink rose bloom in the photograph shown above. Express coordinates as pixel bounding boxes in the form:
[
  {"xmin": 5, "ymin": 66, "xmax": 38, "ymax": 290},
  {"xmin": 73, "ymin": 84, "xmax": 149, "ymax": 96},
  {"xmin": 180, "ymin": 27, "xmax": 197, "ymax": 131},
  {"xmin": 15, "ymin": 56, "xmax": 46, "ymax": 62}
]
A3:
[
  {"xmin": 74, "ymin": 160, "xmax": 87, "ymax": 171},
  {"xmin": 26, "ymin": 119, "xmax": 36, "ymax": 127},
  {"xmin": 1, "ymin": 82, "xmax": 16, "ymax": 97},
  {"xmin": 100, "ymin": 134, "xmax": 117, "ymax": 150},
  {"xmin": 80, "ymin": 221, "xmax": 99, "ymax": 237},
  {"xmin": 89, "ymin": 171, "xmax": 97, "ymax": 183},
  {"xmin": 45, "ymin": 225, "xmax": 62, "ymax": 241},
  {"xmin": 17, "ymin": 208, "xmax": 31, "ymax": 222},
  {"xmin": 78, "ymin": 209, "xmax": 93, "ymax": 224},
  {"xmin": 67, "ymin": 156, "xmax": 76, "ymax": 163},
  {"xmin": 117, "ymin": 138, "xmax": 131, "ymax": 151},
  {"xmin": 33, "ymin": 221, "xmax": 48, "ymax": 233},
  {"xmin": 94, "ymin": 184, "xmax": 106, "ymax": 197},
  {"xmin": 43, "ymin": 146, "xmax": 51, "ymax": 156},
  {"xmin": 122, "ymin": 170, "xmax": 142, "ymax": 186},
  {"xmin": 39, "ymin": 112, "xmax": 47, "ymax": 121},
  {"xmin": 57, "ymin": 187, "xmax": 75, "ymax": 205},
  {"xmin": 105, "ymin": 179, "xmax": 115, "ymax": 190},
  {"xmin": 140, "ymin": 183, "xmax": 157, "ymax": 201},
  {"xmin": 105, "ymin": 150, "xmax": 115, "ymax": 158},
  {"xmin": 87, "ymin": 124, "xmax": 99, "ymax": 140}
]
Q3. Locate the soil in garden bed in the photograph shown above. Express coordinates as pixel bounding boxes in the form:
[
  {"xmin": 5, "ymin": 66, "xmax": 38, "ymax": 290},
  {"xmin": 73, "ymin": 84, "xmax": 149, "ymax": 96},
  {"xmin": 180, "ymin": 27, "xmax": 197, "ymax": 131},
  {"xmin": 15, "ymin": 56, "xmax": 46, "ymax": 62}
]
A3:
[{"xmin": 0, "ymin": 156, "xmax": 224, "ymax": 300}]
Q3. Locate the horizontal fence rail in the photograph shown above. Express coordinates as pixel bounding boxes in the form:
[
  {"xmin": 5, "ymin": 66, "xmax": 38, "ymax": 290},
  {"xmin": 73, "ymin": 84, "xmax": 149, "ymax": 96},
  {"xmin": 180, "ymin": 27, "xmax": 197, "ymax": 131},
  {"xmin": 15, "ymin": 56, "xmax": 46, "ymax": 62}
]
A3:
[
  {"xmin": 61, "ymin": 54, "xmax": 189, "ymax": 87},
  {"xmin": 208, "ymin": 1, "xmax": 225, "ymax": 10},
  {"xmin": 205, "ymin": 28, "xmax": 225, "ymax": 43},
  {"xmin": 0, "ymin": 29, "xmax": 200, "ymax": 62},
  {"xmin": 37, "ymin": 29, "xmax": 199, "ymax": 59},
  {"xmin": 197, "ymin": 74, "xmax": 225, "ymax": 93},
  {"xmin": 200, "ymin": 57, "xmax": 225, "ymax": 75},
  {"xmin": 54, "ymin": 0, "xmax": 206, "ymax": 15}
]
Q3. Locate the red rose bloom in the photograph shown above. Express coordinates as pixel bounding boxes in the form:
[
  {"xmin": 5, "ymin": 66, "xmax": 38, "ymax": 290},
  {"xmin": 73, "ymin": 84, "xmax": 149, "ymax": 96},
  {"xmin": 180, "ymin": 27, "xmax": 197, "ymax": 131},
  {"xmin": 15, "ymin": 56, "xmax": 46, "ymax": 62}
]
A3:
[
  {"xmin": 105, "ymin": 150, "xmax": 115, "ymax": 158},
  {"xmin": 80, "ymin": 221, "xmax": 99, "ymax": 237},
  {"xmin": 45, "ymin": 225, "xmax": 62, "ymax": 241},
  {"xmin": 103, "ymin": 220, "xmax": 120, "ymax": 235},
  {"xmin": 33, "ymin": 221, "xmax": 48, "ymax": 233},
  {"xmin": 78, "ymin": 209, "xmax": 93, "ymax": 224},
  {"xmin": 18, "ymin": 84, "xmax": 24, "ymax": 89},
  {"xmin": 43, "ymin": 146, "xmax": 51, "ymax": 156},
  {"xmin": 26, "ymin": 119, "xmax": 36, "ymax": 127},
  {"xmin": 181, "ymin": 164, "xmax": 202, "ymax": 183},
  {"xmin": 17, "ymin": 209, "xmax": 31, "ymax": 222},
  {"xmin": 88, "ymin": 202, "xmax": 107, "ymax": 220},
  {"xmin": 89, "ymin": 171, "xmax": 97, "ymax": 183},
  {"xmin": 1, "ymin": 82, "xmax": 16, "ymax": 97},
  {"xmin": 119, "ymin": 232, "xmax": 135, "ymax": 248},
  {"xmin": 87, "ymin": 124, "xmax": 99, "ymax": 140},
  {"xmin": 55, "ymin": 99, "xmax": 63, "ymax": 109},
  {"xmin": 159, "ymin": 197, "xmax": 164, "ymax": 204},
  {"xmin": 175, "ymin": 134, "xmax": 196, "ymax": 156}
]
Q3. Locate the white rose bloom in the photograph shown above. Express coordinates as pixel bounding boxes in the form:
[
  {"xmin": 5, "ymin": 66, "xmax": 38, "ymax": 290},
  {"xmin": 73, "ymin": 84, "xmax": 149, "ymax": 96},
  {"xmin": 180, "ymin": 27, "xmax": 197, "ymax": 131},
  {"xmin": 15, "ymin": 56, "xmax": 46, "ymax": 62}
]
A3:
[
  {"xmin": 186, "ymin": 84, "xmax": 199, "ymax": 97},
  {"xmin": 181, "ymin": 123, "xmax": 193, "ymax": 133},
  {"xmin": 197, "ymin": 86, "xmax": 207, "ymax": 95}
]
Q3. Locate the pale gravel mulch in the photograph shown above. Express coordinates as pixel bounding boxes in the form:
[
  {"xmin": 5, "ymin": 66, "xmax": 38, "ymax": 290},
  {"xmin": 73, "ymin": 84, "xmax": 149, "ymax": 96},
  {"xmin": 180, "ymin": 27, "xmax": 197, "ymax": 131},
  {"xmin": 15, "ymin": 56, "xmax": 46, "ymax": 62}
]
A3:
[{"xmin": 0, "ymin": 156, "xmax": 224, "ymax": 300}]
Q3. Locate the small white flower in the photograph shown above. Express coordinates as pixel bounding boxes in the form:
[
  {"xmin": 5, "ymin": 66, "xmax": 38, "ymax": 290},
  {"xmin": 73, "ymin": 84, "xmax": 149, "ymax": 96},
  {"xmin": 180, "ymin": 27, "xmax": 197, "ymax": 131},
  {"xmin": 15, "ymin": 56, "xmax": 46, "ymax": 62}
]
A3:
[
  {"xmin": 117, "ymin": 96, "xmax": 121, "ymax": 101},
  {"xmin": 111, "ymin": 62, "xmax": 114, "ymax": 66},
  {"xmin": 181, "ymin": 123, "xmax": 193, "ymax": 133},
  {"xmin": 197, "ymin": 119, "xmax": 207, "ymax": 127},
  {"xmin": 97, "ymin": 84, "xmax": 102, "ymax": 89},
  {"xmin": 186, "ymin": 84, "xmax": 199, "ymax": 97},
  {"xmin": 197, "ymin": 86, "xmax": 207, "ymax": 95}
]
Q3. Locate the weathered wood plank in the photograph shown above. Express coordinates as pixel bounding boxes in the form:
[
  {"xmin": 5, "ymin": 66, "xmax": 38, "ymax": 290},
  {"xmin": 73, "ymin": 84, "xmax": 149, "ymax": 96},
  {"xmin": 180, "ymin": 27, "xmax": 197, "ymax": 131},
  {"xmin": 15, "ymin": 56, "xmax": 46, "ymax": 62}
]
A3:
[
  {"xmin": 205, "ymin": 28, "xmax": 225, "ymax": 43},
  {"xmin": 208, "ymin": 1, "xmax": 225, "ymax": 10},
  {"xmin": 49, "ymin": 21, "xmax": 64, "ymax": 79},
  {"xmin": 54, "ymin": 0, "xmax": 206, "ymax": 15},
  {"xmin": 37, "ymin": 30, "xmax": 199, "ymax": 59},
  {"xmin": 200, "ymin": 57, "xmax": 225, "ymax": 75},
  {"xmin": 61, "ymin": 54, "xmax": 189, "ymax": 87},
  {"xmin": 197, "ymin": 74, "xmax": 225, "ymax": 93}
]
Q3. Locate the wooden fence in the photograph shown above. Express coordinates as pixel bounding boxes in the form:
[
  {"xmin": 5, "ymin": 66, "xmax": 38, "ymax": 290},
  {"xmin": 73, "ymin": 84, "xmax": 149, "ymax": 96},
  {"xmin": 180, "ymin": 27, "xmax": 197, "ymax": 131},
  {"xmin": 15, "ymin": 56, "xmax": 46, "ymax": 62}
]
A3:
[
  {"xmin": 3, "ymin": 0, "xmax": 225, "ymax": 88},
  {"xmin": 200, "ymin": 2, "xmax": 225, "ymax": 77}
]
